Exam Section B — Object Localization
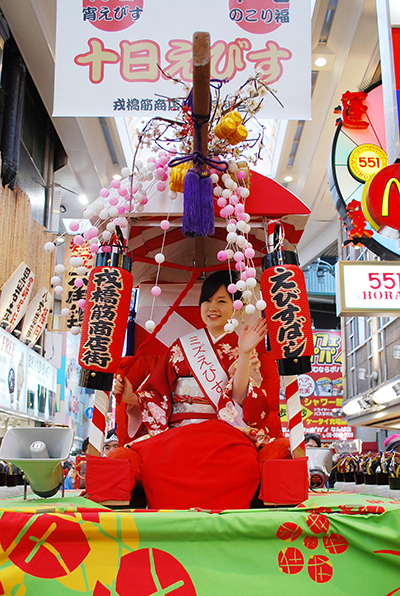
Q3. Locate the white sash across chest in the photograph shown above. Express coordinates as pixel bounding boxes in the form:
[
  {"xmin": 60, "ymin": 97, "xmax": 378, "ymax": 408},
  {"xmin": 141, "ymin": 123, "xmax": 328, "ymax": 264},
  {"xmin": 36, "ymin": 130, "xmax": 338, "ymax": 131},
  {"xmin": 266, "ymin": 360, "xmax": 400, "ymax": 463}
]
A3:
[{"xmin": 179, "ymin": 329, "xmax": 228, "ymax": 410}]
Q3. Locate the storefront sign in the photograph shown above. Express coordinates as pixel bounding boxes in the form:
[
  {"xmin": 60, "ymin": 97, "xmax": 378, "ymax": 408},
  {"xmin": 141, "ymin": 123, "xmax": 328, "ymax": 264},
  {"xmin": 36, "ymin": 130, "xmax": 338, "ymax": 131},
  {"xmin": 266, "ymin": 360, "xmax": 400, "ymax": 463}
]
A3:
[
  {"xmin": 0, "ymin": 328, "xmax": 56, "ymax": 420},
  {"xmin": 0, "ymin": 263, "xmax": 35, "ymax": 333},
  {"xmin": 20, "ymin": 288, "xmax": 53, "ymax": 348},
  {"xmin": 348, "ymin": 144, "xmax": 387, "ymax": 183},
  {"xmin": 365, "ymin": 163, "xmax": 400, "ymax": 232},
  {"xmin": 336, "ymin": 260, "xmax": 400, "ymax": 316},
  {"xmin": 280, "ymin": 329, "xmax": 353, "ymax": 442},
  {"xmin": 54, "ymin": 0, "xmax": 311, "ymax": 119}
]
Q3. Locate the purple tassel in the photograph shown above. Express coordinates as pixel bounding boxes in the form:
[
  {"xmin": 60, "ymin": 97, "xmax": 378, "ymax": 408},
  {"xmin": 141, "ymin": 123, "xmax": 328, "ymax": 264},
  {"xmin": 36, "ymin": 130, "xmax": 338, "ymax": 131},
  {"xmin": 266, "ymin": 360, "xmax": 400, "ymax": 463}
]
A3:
[{"xmin": 182, "ymin": 170, "xmax": 215, "ymax": 237}]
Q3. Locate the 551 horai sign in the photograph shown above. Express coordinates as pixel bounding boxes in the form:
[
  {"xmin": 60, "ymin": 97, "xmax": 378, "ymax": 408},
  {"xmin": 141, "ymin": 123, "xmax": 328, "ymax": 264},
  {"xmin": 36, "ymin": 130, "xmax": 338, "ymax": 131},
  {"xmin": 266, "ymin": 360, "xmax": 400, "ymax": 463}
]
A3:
[{"xmin": 336, "ymin": 261, "xmax": 400, "ymax": 317}]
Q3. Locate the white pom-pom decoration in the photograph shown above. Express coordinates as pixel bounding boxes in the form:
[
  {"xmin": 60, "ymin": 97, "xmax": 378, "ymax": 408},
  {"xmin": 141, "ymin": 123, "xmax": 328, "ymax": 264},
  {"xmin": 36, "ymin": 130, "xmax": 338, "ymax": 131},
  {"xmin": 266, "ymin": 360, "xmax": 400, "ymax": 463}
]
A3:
[
  {"xmin": 99, "ymin": 209, "xmax": 109, "ymax": 219},
  {"xmin": 256, "ymin": 299, "xmax": 266, "ymax": 310},
  {"xmin": 242, "ymin": 290, "xmax": 253, "ymax": 301},
  {"xmin": 155, "ymin": 253, "xmax": 165, "ymax": 264},
  {"xmin": 224, "ymin": 322, "xmax": 235, "ymax": 334},
  {"xmin": 236, "ymin": 280, "xmax": 246, "ymax": 292},
  {"xmin": 54, "ymin": 285, "xmax": 64, "ymax": 295},
  {"xmin": 76, "ymin": 266, "xmax": 87, "ymax": 276},
  {"xmin": 51, "ymin": 276, "xmax": 61, "ymax": 286},
  {"xmin": 102, "ymin": 231, "xmax": 112, "ymax": 241},
  {"xmin": 231, "ymin": 318, "xmax": 240, "ymax": 328},
  {"xmin": 246, "ymin": 277, "xmax": 257, "ymax": 288},
  {"xmin": 145, "ymin": 320, "xmax": 156, "ymax": 332},
  {"xmin": 55, "ymin": 264, "xmax": 66, "ymax": 275},
  {"xmin": 226, "ymin": 223, "xmax": 236, "ymax": 233},
  {"xmin": 70, "ymin": 326, "xmax": 80, "ymax": 335},
  {"xmin": 226, "ymin": 249, "xmax": 234, "ymax": 260},
  {"xmin": 210, "ymin": 173, "xmax": 219, "ymax": 183},
  {"xmin": 226, "ymin": 232, "xmax": 237, "ymax": 244},
  {"xmin": 245, "ymin": 304, "xmax": 256, "ymax": 315},
  {"xmin": 44, "ymin": 242, "xmax": 56, "ymax": 253}
]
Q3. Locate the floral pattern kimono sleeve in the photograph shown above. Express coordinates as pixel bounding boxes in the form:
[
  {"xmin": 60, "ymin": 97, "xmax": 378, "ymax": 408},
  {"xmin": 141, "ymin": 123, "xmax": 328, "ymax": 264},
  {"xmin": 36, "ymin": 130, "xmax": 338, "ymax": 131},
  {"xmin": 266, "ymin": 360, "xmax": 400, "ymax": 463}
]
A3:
[{"xmin": 136, "ymin": 341, "xmax": 186, "ymax": 435}]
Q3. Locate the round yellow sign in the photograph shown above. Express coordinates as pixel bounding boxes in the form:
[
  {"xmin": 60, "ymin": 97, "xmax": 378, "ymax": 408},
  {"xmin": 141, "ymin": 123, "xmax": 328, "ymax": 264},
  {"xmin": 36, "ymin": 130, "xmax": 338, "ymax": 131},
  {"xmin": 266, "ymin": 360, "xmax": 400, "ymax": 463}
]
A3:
[{"xmin": 348, "ymin": 144, "xmax": 387, "ymax": 182}]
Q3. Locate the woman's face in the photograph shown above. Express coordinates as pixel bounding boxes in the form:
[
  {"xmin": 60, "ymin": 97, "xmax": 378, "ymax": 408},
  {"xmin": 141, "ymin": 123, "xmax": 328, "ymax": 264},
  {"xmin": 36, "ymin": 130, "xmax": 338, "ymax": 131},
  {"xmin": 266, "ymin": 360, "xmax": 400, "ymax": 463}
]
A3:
[{"xmin": 200, "ymin": 284, "xmax": 233, "ymax": 337}]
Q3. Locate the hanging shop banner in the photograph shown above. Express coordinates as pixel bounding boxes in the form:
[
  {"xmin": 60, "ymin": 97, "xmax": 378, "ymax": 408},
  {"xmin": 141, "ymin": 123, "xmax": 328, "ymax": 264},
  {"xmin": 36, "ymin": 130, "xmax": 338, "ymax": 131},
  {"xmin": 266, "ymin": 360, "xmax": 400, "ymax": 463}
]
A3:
[
  {"xmin": 280, "ymin": 329, "xmax": 354, "ymax": 442},
  {"xmin": 60, "ymin": 238, "xmax": 93, "ymax": 333},
  {"xmin": 0, "ymin": 263, "xmax": 35, "ymax": 334},
  {"xmin": 336, "ymin": 260, "xmax": 400, "ymax": 317},
  {"xmin": 20, "ymin": 288, "xmax": 53, "ymax": 348},
  {"xmin": 54, "ymin": 0, "xmax": 311, "ymax": 120},
  {"xmin": 0, "ymin": 328, "xmax": 57, "ymax": 420}
]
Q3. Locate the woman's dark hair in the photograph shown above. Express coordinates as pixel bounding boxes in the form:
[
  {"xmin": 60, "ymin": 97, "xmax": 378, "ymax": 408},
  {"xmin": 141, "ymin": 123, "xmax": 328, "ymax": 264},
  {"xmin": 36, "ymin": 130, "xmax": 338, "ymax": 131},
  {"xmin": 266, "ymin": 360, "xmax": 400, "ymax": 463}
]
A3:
[
  {"xmin": 305, "ymin": 433, "xmax": 321, "ymax": 447},
  {"xmin": 199, "ymin": 270, "xmax": 239, "ymax": 305}
]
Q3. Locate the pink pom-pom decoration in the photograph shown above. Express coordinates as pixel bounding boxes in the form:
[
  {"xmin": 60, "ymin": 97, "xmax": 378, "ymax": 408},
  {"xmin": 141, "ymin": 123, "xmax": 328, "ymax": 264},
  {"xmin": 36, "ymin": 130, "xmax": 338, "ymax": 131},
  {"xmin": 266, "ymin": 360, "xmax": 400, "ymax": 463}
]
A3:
[
  {"xmin": 109, "ymin": 197, "xmax": 119, "ymax": 206},
  {"xmin": 217, "ymin": 250, "xmax": 228, "ymax": 262},
  {"xmin": 158, "ymin": 155, "xmax": 169, "ymax": 166},
  {"xmin": 219, "ymin": 208, "xmax": 227, "ymax": 219},
  {"xmin": 160, "ymin": 220, "xmax": 170, "ymax": 231},
  {"xmin": 119, "ymin": 186, "xmax": 129, "ymax": 197},
  {"xmin": 151, "ymin": 285, "xmax": 162, "ymax": 297},
  {"xmin": 157, "ymin": 182, "xmax": 166, "ymax": 192},
  {"xmin": 235, "ymin": 203, "xmax": 244, "ymax": 214},
  {"xmin": 233, "ymin": 251, "xmax": 244, "ymax": 262},
  {"xmin": 162, "ymin": 172, "xmax": 168, "ymax": 182},
  {"xmin": 73, "ymin": 235, "xmax": 84, "ymax": 246},
  {"xmin": 111, "ymin": 179, "xmax": 120, "ymax": 189},
  {"xmin": 117, "ymin": 205, "xmax": 126, "ymax": 215},
  {"xmin": 217, "ymin": 197, "xmax": 227, "ymax": 208},
  {"xmin": 227, "ymin": 283, "xmax": 237, "ymax": 294},
  {"xmin": 69, "ymin": 221, "xmax": 80, "ymax": 232},
  {"xmin": 230, "ymin": 194, "xmax": 239, "ymax": 205},
  {"xmin": 101, "ymin": 246, "xmax": 112, "ymax": 253},
  {"xmin": 233, "ymin": 300, "xmax": 243, "ymax": 311},
  {"xmin": 156, "ymin": 167, "xmax": 165, "ymax": 179},
  {"xmin": 225, "ymin": 205, "xmax": 234, "ymax": 216},
  {"xmin": 237, "ymin": 170, "xmax": 246, "ymax": 181},
  {"xmin": 100, "ymin": 188, "xmax": 110, "ymax": 198},
  {"xmin": 90, "ymin": 244, "xmax": 99, "ymax": 253},
  {"xmin": 74, "ymin": 278, "xmax": 84, "ymax": 288},
  {"xmin": 245, "ymin": 247, "xmax": 255, "ymax": 259},
  {"xmin": 246, "ymin": 267, "xmax": 256, "ymax": 278},
  {"xmin": 78, "ymin": 299, "xmax": 86, "ymax": 309},
  {"xmin": 88, "ymin": 226, "xmax": 98, "ymax": 239},
  {"xmin": 235, "ymin": 261, "xmax": 245, "ymax": 272}
]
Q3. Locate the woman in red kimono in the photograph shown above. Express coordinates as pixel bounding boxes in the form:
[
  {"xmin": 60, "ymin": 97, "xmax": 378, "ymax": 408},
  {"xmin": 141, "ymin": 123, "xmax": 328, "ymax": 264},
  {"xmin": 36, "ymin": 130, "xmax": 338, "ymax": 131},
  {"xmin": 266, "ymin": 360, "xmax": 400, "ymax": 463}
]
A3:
[{"xmin": 112, "ymin": 270, "xmax": 289, "ymax": 510}]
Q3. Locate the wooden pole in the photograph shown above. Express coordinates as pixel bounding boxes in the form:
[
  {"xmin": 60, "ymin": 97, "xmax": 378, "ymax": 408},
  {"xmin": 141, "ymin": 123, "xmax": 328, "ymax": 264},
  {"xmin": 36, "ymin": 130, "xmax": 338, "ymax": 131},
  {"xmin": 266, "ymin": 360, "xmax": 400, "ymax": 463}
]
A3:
[{"xmin": 192, "ymin": 32, "xmax": 210, "ymax": 158}]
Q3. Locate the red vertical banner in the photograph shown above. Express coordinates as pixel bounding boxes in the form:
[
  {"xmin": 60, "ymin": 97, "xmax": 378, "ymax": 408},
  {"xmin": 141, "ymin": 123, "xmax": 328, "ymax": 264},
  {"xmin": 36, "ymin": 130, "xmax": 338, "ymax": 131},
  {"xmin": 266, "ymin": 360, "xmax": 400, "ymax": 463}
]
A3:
[{"xmin": 279, "ymin": 329, "xmax": 354, "ymax": 443}]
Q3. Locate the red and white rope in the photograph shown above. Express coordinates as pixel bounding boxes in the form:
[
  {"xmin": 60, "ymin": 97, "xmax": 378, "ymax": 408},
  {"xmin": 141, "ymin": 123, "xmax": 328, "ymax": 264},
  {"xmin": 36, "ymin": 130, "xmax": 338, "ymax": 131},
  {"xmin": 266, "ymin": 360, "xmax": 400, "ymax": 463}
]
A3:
[
  {"xmin": 89, "ymin": 390, "xmax": 109, "ymax": 455},
  {"xmin": 285, "ymin": 375, "xmax": 306, "ymax": 457}
]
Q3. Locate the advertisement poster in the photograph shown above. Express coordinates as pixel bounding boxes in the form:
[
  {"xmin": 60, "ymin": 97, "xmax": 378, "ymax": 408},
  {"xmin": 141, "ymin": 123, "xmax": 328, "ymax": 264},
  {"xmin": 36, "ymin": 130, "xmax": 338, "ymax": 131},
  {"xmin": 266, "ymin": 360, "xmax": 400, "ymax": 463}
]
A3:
[
  {"xmin": 280, "ymin": 329, "xmax": 355, "ymax": 443},
  {"xmin": 54, "ymin": 0, "xmax": 311, "ymax": 119},
  {"xmin": 0, "ymin": 328, "xmax": 57, "ymax": 422}
]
